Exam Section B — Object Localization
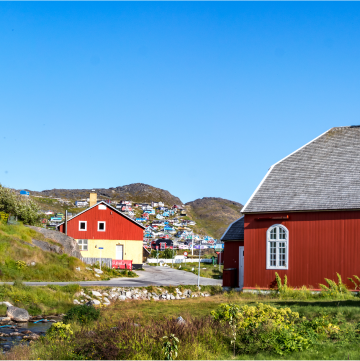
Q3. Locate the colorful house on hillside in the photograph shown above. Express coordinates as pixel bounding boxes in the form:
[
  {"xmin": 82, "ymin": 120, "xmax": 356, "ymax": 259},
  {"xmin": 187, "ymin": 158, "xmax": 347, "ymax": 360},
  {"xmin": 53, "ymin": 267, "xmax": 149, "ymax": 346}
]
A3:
[
  {"xmin": 57, "ymin": 200, "xmax": 145, "ymax": 269},
  {"xmin": 222, "ymin": 126, "xmax": 360, "ymax": 290}
]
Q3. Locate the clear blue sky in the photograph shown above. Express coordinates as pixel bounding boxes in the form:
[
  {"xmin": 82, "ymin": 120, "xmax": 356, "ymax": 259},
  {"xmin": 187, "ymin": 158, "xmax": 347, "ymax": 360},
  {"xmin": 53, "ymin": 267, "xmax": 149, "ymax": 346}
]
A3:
[{"xmin": 1, "ymin": 2, "xmax": 360, "ymax": 204}]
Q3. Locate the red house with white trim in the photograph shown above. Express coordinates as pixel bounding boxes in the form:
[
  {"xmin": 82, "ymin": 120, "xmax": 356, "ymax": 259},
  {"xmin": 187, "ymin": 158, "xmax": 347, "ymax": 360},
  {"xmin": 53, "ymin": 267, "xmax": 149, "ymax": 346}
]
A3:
[
  {"xmin": 58, "ymin": 200, "xmax": 145, "ymax": 269},
  {"xmin": 222, "ymin": 126, "xmax": 360, "ymax": 290}
]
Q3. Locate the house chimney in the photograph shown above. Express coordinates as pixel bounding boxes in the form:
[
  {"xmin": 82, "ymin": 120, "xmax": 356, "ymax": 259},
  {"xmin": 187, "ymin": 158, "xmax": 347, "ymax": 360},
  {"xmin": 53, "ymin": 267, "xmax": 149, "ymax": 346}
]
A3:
[{"xmin": 89, "ymin": 191, "xmax": 97, "ymax": 207}]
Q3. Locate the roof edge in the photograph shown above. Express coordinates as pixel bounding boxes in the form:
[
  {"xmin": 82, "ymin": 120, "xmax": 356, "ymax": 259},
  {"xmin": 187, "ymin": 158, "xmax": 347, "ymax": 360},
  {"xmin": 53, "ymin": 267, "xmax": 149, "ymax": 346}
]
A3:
[
  {"xmin": 57, "ymin": 201, "xmax": 145, "ymax": 230},
  {"xmin": 220, "ymin": 216, "xmax": 244, "ymax": 241},
  {"xmin": 241, "ymin": 127, "xmax": 332, "ymax": 213}
]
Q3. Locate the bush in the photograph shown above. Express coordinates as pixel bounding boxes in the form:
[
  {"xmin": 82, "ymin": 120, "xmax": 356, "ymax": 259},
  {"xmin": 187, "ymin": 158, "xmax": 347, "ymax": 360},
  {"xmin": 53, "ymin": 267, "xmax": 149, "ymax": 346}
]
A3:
[
  {"xmin": 0, "ymin": 185, "xmax": 42, "ymax": 225},
  {"xmin": 46, "ymin": 322, "xmax": 73, "ymax": 340},
  {"xmin": 63, "ymin": 304, "xmax": 100, "ymax": 324},
  {"xmin": 212, "ymin": 303, "xmax": 314, "ymax": 355}
]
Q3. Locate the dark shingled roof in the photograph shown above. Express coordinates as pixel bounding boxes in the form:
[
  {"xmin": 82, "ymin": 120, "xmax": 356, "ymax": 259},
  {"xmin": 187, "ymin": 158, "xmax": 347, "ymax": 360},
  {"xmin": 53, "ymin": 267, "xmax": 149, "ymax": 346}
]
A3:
[
  {"xmin": 221, "ymin": 216, "xmax": 244, "ymax": 241},
  {"xmin": 242, "ymin": 126, "xmax": 360, "ymax": 213}
]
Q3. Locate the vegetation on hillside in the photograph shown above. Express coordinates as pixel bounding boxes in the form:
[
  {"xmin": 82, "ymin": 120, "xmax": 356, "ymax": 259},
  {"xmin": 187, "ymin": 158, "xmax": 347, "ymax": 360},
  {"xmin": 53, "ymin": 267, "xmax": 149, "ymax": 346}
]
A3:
[
  {"xmin": 0, "ymin": 185, "xmax": 42, "ymax": 225},
  {"xmin": 30, "ymin": 183, "xmax": 183, "ymax": 207},
  {"xmin": 0, "ymin": 222, "xmax": 120, "ymax": 281},
  {"xmin": 185, "ymin": 197, "xmax": 243, "ymax": 239}
]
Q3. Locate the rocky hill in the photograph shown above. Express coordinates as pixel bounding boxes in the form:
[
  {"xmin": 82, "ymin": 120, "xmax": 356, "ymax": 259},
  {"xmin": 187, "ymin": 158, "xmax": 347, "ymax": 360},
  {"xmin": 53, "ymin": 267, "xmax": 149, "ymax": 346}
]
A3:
[
  {"xmin": 185, "ymin": 197, "xmax": 244, "ymax": 240},
  {"xmin": 30, "ymin": 183, "xmax": 183, "ymax": 206}
]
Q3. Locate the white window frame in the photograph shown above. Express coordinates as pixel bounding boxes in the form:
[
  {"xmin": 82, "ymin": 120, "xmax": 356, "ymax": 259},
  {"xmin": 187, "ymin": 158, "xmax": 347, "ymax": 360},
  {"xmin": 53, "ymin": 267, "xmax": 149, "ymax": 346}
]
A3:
[
  {"xmin": 97, "ymin": 221, "xmax": 106, "ymax": 232},
  {"xmin": 160, "ymin": 242, "xmax": 166, "ymax": 250},
  {"xmin": 79, "ymin": 221, "xmax": 87, "ymax": 231},
  {"xmin": 266, "ymin": 224, "xmax": 289, "ymax": 270},
  {"xmin": 77, "ymin": 239, "xmax": 88, "ymax": 251}
]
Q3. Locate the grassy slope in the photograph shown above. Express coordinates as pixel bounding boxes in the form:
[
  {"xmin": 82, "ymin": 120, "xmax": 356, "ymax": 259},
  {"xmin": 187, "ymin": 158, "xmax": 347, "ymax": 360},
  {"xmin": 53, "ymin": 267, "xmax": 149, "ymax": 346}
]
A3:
[
  {"xmin": 185, "ymin": 198, "xmax": 243, "ymax": 239},
  {"xmin": 0, "ymin": 222, "xmax": 121, "ymax": 282}
]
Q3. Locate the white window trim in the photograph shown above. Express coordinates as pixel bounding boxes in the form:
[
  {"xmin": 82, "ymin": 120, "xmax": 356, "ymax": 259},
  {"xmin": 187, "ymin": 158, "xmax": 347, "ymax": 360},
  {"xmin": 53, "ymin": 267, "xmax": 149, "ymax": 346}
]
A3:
[
  {"xmin": 97, "ymin": 221, "xmax": 106, "ymax": 232},
  {"xmin": 266, "ymin": 224, "xmax": 289, "ymax": 270},
  {"xmin": 79, "ymin": 221, "xmax": 87, "ymax": 231}
]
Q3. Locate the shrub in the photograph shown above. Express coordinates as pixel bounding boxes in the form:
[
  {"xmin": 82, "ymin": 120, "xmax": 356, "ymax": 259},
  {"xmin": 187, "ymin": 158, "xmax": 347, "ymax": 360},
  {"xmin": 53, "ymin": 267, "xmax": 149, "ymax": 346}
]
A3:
[
  {"xmin": 212, "ymin": 302, "xmax": 313, "ymax": 355},
  {"xmin": 63, "ymin": 304, "xmax": 100, "ymax": 324},
  {"xmin": 46, "ymin": 322, "xmax": 73, "ymax": 340},
  {"xmin": 16, "ymin": 261, "xmax": 27, "ymax": 270},
  {"xmin": 0, "ymin": 185, "xmax": 42, "ymax": 225}
]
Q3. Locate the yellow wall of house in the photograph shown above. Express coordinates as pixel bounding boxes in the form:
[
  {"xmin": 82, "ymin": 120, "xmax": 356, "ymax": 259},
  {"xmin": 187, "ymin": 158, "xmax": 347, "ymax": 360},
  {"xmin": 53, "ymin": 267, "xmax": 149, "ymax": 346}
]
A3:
[{"xmin": 78, "ymin": 239, "xmax": 143, "ymax": 264}]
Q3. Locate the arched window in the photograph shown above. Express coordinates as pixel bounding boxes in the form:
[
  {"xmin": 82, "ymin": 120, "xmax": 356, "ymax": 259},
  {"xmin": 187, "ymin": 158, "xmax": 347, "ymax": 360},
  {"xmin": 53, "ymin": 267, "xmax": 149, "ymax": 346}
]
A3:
[{"xmin": 266, "ymin": 225, "xmax": 288, "ymax": 269}]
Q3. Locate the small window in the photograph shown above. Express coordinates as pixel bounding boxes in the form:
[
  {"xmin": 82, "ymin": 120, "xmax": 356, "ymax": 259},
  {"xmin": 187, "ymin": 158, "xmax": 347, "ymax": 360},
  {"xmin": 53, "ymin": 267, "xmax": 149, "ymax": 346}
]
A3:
[
  {"xmin": 98, "ymin": 204, "xmax": 106, "ymax": 210},
  {"xmin": 98, "ymin": 221, "xmax": 106, "ymax": 232},
  {"xmin": 160, "ymin": 242, "xmax": 166, "ymax": 250},
  {"xmin": 78, "ymin": 239, "xmax": 88, "ymax": 251},
  {"xmin": 266, "ymin": 225, "xmax": 288, "ymax": 270},
  {"xmin": 79, "ymin": 221, "xmax": 87, "ymax": 231}
]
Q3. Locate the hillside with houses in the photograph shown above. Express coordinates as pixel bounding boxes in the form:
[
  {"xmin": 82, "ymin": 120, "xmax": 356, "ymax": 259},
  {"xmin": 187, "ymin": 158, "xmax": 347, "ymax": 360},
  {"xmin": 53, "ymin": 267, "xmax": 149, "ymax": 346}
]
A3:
[{"xmin": 25, "ymin": 184, "xmax": 244, "ymax": 252}]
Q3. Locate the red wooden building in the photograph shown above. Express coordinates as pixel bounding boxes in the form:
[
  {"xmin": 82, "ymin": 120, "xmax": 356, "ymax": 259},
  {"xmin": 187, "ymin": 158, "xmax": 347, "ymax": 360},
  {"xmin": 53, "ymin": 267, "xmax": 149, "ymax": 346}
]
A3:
[
  {"xmin": 58, "ymin": 200, "xmax": 145, "ymax": 269},
  {"xmin": 222, "ymin": 126, "xmax": 360, "ymax": 290}
]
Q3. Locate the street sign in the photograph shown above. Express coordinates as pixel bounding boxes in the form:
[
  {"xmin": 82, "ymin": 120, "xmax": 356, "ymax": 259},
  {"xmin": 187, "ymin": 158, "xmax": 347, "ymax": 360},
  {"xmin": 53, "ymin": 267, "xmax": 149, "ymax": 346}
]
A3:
[
  {"xmin": 183, "ymin": 251, "xmax": 188, "ymax": 256},
  {"xmin": 99, "ymin": 247, "xmax": 104, "ymax": 249}
]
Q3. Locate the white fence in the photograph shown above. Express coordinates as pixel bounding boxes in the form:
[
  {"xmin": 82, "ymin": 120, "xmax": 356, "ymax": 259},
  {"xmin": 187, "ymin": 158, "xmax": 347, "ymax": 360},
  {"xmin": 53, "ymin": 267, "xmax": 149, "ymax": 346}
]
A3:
[{"xmin": 147, "ymin": 258, "xmax": 212, "ymax": 264}]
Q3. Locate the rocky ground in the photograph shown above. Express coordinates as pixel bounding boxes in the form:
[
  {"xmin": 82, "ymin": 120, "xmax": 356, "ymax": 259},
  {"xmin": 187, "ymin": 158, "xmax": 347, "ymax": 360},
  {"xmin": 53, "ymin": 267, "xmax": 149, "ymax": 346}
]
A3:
[{"xmin": 73, "ymin": 286, "xmax": 211, "ymax": 306}]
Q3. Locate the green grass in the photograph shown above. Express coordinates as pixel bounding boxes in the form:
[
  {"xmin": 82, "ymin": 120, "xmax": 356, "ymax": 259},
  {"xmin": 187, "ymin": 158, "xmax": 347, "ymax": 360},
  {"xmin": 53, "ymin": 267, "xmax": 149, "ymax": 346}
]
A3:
[
  {"xmin": 3, "ymin": 292, "xmax": 360, "ymax": 360},
  {"xmin": 0, "ymin": 222, "xmax": 125, "ymax": 281}
]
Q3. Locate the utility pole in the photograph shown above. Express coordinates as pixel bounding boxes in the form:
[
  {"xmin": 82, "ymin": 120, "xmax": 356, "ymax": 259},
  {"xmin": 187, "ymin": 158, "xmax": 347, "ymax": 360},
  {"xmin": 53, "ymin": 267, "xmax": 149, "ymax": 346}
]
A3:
[{"xmin": 197, "ymin": 243, "xmax": 201, "ymax": 288}]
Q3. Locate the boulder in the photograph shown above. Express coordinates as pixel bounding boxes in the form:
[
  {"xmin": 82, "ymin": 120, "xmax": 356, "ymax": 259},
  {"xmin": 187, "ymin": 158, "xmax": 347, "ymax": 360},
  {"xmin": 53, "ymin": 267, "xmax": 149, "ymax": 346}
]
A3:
[
  {"xmin": 26, "ymin": 226, "xmax": 82, "ymax": 259},
  {"xmin": 6, "ymin": 307, "xmax": 30, "ymax": 322},
  {"xmin": 103, "ymin": 297, "xmax": 110, "ymax": 304},
  {"xmin": 92, "ymin": 299, "xmax": 101, "ymax": 305},
  {"xmin": 0, "ymin": 317, "xmax": 11, "ymax": 322},
  {"xmin": 73, "ymin": 299, "xmax": 80, "ymax": 305},
  {"xmin": 95, "ymin": 274, "xmax": 100, "ymax": 277},
  {"xmin": 23, "ymin": 334, "xmax": 40, "ymax": 341},
  {"xmin": 125, "ymin": 291, "xmax": 132, "ymax": 299},
  {"xmin": 170, "ymin": 295, "xmax": 175, "ymax": 300},
  {"xmin": 94, "ymin": 268, "xmax": 103, "ymax": 274},
  {"xmin": 176, "ymin": 316, "xmax": 186, "ymax": 325},
  {"xmin": 9, "ymin": 332, "xmax": 22, "ymax": 336},
  {"xmin": 118, "ymin": 295, "xmax": 126, "ymax": 301},
  {"xmin": 85, "ymin": 300, "xmax": 95, "ymax": 307},
  {"xmin": 91, "ymin": 290, "xmax": 102, "ymax": 298},
  {"xmin": 102, "ymin": 292, "xmax": 109, "ymax": 297}
]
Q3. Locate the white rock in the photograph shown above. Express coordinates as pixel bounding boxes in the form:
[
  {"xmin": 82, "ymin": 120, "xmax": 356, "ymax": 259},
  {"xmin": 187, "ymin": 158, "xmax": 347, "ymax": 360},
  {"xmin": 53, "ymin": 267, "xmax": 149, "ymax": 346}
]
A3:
[
  {"xmin": 91, "ymin": 291, "xmax": 102, "ymax": 298},
  {"xmin": 103, "ymin": 297, "xmax": 110, "ymax": 303},
  {"xmin": 200, "ymin": 293, "xmax": 204, "ymax": 297},
  {"xmin": 143, "ymin": 290, "xmax": 148, "ymax": 294},
  {"xmin": 118, "ymin": 295, "xmax": 126, "ymax": 301},
  {"xmin": 175, "ymin": 295, "xmax": 181, "ymax": 300},
  {"xmin": 95, "ymin": 274, "xmax": 101, "ymax": 278},
  {"xmin": 109, "ymin": 292, "xmax": 118, "ymax": 299},
  {"xmin": 170, "ymin": 295, "xmax": 175, "ymax": 300},
  {"xmin": 73, "ymin": 299, "xmax": 80, "ymax": 305},
  {"xmin": 92, "ymin": 299, "xmax": 101, "ymax": 305},
  {"xmin": 204, "ymin": 293, "xmax": 210, "ymax": 297},
  {"xmin": 0, "ymin": 302, "xmax": 13, "ymax": 307},
  {"xmin": 30, "ymin": 261, "xmax": 36, "ymax": 266},
  {"xmin": 86, "ymin": 267, "xmax": 92, "ymax": 271},
  {"xmin": 125, "ymin": 291, "xmax": 132, "ymax": 299},
  {"xmin": 166, "ymin": 294, "xmax": 171, "ymax": 300},
  {"xmin": 75, "ymin": 267, "xmax": 81, "ymax": 271},
  {"xmin": 102, "ymin": 292, "xmax": 109, "ymax": 297},
  {"xmin": 94, "ymin": 268, "xmax": 103, "ymax": 274},
  {"xmin": 0, "ymin": 317, "xmax": 11, "ymax": 322}
]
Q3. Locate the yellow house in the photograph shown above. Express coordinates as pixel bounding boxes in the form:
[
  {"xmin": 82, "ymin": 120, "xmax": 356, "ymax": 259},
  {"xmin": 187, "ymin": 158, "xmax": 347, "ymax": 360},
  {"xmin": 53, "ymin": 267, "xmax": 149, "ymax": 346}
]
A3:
[{"xmin": 58, "ymin": 196, "xmax": 145, "ymax": 269}]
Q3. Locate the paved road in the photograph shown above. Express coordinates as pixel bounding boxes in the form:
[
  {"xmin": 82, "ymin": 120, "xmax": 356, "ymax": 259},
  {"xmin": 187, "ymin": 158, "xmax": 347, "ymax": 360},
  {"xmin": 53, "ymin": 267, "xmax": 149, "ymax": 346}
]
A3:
[{"xmin": 0, "ymin": 265, "xmax": 222, "ymax": 287}]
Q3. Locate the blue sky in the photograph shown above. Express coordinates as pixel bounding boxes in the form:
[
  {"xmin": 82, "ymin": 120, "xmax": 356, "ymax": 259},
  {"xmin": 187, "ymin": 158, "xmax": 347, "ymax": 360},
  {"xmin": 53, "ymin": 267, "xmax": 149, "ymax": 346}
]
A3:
[{"xmin": 1, "ymin": 2, "xmax": 360, "ymax": 204}]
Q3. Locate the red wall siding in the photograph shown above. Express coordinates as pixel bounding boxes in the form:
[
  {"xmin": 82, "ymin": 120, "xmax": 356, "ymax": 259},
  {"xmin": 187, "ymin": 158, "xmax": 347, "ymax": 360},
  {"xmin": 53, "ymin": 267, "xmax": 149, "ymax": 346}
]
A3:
[
  {"xmin": 223, "ymin": 241, "xmax": 244, "ymax": 287},
  {"xmin": 59, "ymin": 205, "xmax": 143, "ymax": 240},
  {"xmin": 244, "ymin": 211, "xmax": 360, "ymax": 289}
]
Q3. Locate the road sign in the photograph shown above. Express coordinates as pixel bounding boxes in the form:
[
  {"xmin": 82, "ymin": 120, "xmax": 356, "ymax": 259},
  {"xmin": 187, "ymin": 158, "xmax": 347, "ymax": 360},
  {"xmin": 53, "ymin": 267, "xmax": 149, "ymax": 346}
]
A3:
[
  {"xmin": 183, "ymin": 251, "xmax": 188, "ymax": 256},
  {"xmin": 99, "ymin": 247, "xmax": 104, "ymax": 249}
]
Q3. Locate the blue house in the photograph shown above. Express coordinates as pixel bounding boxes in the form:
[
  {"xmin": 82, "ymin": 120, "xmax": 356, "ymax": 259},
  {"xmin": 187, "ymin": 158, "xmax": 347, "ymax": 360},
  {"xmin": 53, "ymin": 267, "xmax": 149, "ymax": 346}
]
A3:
[{"xmin": 163, "ymin": 211, "xmax": 170, "ymax": 217}]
